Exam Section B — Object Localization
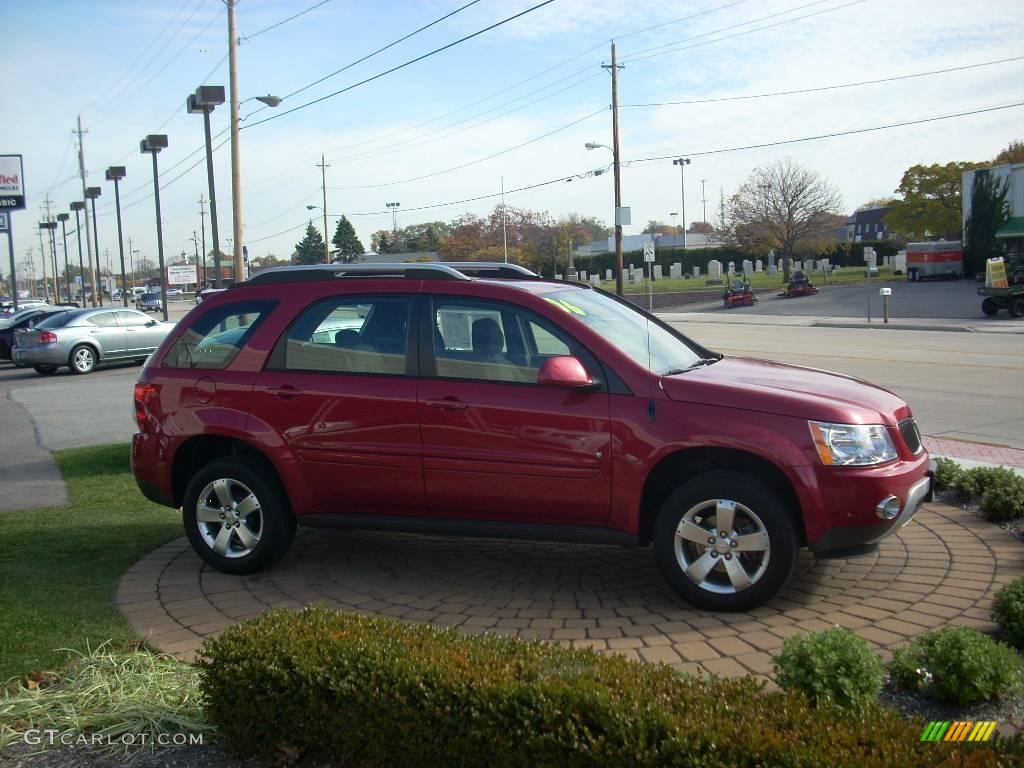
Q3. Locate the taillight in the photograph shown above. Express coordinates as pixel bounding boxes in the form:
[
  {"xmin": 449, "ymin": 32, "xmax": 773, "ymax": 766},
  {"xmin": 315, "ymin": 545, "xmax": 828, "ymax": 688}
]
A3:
[
  {"xmin": 134, "ymin": 382, "xmax": 158, "ymax": 432},
  {"xmin": 40, "ymin": 331, "xmax": 58, "ymax": 344}
]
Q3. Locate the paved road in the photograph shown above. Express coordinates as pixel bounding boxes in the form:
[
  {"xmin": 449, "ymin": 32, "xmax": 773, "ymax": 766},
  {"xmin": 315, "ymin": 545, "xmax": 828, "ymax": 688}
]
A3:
[{"xmin": 687, "ymin": 279, "xmax": 987, "ymax": 319}]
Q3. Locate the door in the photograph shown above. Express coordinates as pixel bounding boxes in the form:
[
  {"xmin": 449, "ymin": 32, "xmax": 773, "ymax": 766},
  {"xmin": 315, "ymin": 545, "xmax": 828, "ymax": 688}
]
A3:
[
  {"xmin": 83, "ymin": 311, "xmax": 128, "ymax": 359},
  {"xmin": 419, "ymin": 297, "xmax": 612, "ymax": 526},
  {"xmin": 115, "ymin": 310, "xmax": 163, "ymax": 356},
  {"xmin": 249, "ymin": 294, "xmax": 426, "ymax": 515}
]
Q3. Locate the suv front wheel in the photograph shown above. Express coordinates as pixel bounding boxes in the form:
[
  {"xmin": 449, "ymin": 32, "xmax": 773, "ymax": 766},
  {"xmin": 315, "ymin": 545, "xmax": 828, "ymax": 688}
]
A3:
[
  {"xmin": 183, "ymin": 457, "xmax": 296, "ymax": 575},
  {"xmin": 653, "ymin": 471, "xmax": 798, "ymax": 611}
]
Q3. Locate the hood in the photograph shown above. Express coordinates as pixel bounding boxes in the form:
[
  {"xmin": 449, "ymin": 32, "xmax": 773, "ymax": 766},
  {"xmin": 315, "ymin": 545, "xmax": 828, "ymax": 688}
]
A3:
[{"xmin": 660, "ymin": 356, "xmax": 910, "ymax": 425}]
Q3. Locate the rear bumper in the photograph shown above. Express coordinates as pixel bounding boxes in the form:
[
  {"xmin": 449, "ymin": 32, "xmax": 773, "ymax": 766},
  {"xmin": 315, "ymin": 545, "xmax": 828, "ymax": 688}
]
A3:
[
  {"xmin": 12, "ymin": 344, "xmax": 67, "ymax": 366},
  {"xmin": 131, "ymin": 432, "xmax": 176, "ymax": 508}
]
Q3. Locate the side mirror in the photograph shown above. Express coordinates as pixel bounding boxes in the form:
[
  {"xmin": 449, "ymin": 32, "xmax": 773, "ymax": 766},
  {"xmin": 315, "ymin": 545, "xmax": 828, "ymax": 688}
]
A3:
[
  {"xmin": 537, "ymin": 356, "xmax": 594, "ymax": 389},
  {"xmin": 146, "ymin": 320, "xmax": 158, "ymax": 327}
]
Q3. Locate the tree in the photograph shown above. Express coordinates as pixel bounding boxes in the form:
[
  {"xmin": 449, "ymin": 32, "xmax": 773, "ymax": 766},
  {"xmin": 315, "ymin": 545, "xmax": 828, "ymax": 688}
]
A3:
[
  {"xmin": 993, "ymin": 140, "xmax": 1024, "ymax": 165},
  {"xmin": 855, "ymin": 197, "xmax": 898, "ymax": 210},
  {"xmin": 250, "ymin": 254, "xmax": 288, "ymax": 269},
  {"xmin": 689, "ymin": 221, "xmax": 714, "ymax": 234},
  {"xmin": 331, "ymin": 216, "xmax": 364, "ymax": 262},
  {"xmin": 642, "ymin": 220, "xmax": 675, "ymax": 236},
  {"xmin": 885, "ymin": 162, "xmax": 980, "ymax": 241},
  {"xmin": 725, "ymin": 158, "xmax": 842, "ymax": 281},
  {"xmin": 292, "ymin": 221, "xmax": 326, "ymax": 265},
  {"xmin": 963, "ymin": 170, "xmax": 1010, "ymax": 277}
]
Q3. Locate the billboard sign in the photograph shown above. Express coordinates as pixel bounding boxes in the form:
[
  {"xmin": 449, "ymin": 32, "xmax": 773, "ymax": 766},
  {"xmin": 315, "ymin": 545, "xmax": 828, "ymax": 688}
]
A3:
[
  {"xmin": 167, "ymin": 264, "xmax": 197, "ymax": 285},
  {"xmin": 0, "ymin": 155, "xmax": 25, "ymax": 210}
]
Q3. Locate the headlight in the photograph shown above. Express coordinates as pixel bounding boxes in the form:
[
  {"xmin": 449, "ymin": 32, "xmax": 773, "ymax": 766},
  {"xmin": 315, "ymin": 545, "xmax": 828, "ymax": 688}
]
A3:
[{"xmin": 808, "ymin": 421, "xmax": 897, "ymax": 466}]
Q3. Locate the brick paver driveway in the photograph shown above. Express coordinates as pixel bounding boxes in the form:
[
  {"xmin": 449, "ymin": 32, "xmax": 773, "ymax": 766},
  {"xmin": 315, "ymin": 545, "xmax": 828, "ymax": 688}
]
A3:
[{"xmin": 119, "ymin": 503, "xmax": 1022, "ymax": 685}]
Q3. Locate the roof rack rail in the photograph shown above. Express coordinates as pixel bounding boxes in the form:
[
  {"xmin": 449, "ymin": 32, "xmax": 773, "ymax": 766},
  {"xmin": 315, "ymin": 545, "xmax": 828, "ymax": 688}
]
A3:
[{"xmin": 238, "ymin": 262, "xmax": 538, "ymax": 287}]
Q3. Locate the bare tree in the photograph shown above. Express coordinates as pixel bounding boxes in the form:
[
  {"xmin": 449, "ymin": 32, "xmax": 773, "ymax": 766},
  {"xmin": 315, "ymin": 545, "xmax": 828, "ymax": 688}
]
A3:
[{"xmin": 726, "ymin": 159, "xmax": 842, "ymax": 281}]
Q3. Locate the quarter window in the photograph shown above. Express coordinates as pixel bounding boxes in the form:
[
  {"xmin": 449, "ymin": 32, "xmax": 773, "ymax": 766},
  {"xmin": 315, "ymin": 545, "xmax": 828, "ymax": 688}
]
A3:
[
  {"xmin": 87, "ymin": 312, "xmax": 120, "ymax": 328},
  {"xmin": 163, "ymin": 301, "xmax": 275, "ymax": 369},
  {"xmin": 279, "ymin": 296, "xmax": 411, "ymax": 375}
]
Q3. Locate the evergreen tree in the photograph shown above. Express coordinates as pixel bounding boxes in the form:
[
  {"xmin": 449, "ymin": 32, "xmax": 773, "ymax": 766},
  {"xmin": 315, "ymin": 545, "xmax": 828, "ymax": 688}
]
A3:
[
  {"xmin": 331, "ymin": 216, "xmax": 364, "ymax": 263},
  {"xmin": 964, "ymin": 170, "xmax": 1010, "ymax": 277},
  {"xmin": 293, "ymin": 221, "xmax": 326, "ymax": 265}
]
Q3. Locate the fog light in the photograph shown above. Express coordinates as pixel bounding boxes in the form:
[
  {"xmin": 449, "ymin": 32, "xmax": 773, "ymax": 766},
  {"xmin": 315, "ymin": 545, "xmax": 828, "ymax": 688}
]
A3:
[{"xmin": 876, "ymin": 495, "xmax": 902, "ymax": 520}]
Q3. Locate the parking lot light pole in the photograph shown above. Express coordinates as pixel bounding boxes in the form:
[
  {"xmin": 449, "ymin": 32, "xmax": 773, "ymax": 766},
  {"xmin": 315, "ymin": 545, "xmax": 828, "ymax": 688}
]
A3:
[
  {"xmin": 673, "ymin": 158, "xmax": 691, "ymax": 250},
  {"xmin": 57, "ymin": 213, "xmax": 71, "ymax": 301},
  {"xmin": 140, "ymin": 135, "xmax": 170, "ymax": 322},
  {"xmin": 105, "ymin": 166, "xmax": 129, "ymax": 306},
  {"xmin": 70, "ymin": 202, "xmax": 86, "ymax": 300},
  {"xmin": 188, "ymin": 87, "xmax": 226, "ymax": 288},
  {"xmin": 85, "ymin": 187, "xmax": 102, "ymax": 306}
]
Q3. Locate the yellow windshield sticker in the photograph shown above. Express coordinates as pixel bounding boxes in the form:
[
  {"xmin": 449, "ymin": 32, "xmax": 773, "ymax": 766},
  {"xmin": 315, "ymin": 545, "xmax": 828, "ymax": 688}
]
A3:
[{"xmin": 543, "ymin": 297, "xmax": 587, "ymax": 316}]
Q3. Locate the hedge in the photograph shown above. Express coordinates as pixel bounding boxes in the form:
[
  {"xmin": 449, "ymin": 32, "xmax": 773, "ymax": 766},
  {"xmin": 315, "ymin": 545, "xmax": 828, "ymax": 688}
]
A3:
[{"xmin": 200, "ymin": 608, "xmax": 1020, "ymax": 767}]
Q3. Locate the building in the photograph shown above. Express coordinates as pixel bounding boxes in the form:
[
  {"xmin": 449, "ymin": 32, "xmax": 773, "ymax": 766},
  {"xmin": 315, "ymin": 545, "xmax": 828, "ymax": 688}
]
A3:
[
  {"xmin": 962, "ymin": 162, "xmax": 1024, "ymax": 261},
  {"xmin": 847, "ymin": 206, "xmax": 893, "ymax": 242}
]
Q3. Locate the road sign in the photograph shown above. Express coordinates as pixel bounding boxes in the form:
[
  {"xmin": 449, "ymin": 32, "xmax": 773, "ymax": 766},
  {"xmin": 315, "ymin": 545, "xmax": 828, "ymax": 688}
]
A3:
[
  {"xmin": 167, "ymin": 264, "xmax": 197, "ymax": 285},
  {"xmin": 75, "ymin": 275, "xmax": 82, "ymax": 286},
  {"xmin": 0, "ymin": 155, "xmax": 25, "ymax": 210},
  {"xmin": 643, "ymin": 242, "xmax": 655, "ymax": 262}
]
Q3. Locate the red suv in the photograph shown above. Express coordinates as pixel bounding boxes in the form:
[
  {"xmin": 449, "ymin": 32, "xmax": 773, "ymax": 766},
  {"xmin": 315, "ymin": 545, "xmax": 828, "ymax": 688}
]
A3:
[{"xmin": 131, "ymin": 263, "xmax": 932, "ymax": 610}]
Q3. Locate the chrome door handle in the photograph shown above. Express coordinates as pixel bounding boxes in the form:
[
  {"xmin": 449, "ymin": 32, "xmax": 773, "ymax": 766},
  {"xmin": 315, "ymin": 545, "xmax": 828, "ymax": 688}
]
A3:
[
  {"xmin": 425, "ymin": 398, "xmax": 468, "ymax": 410},
  {"xmin": 267, "ymin": 386, "xmax": 302, "ymax": 400}
]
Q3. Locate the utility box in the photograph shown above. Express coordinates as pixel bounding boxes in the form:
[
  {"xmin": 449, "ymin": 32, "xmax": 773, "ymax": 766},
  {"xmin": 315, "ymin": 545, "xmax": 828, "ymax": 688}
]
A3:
[{"xmin": 906, "ymin": 241, "xmax": 963, "ymax": 281}]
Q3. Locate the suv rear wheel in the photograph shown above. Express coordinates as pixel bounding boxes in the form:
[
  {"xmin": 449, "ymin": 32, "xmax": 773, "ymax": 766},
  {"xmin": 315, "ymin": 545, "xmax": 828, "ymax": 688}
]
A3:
[
  {"xmin": 653, "ymin": 471, "xmax": 798, "ymax": 611},
  {"xmin": 182, "ymin": 457, "xmax": 296, "ymax": 574}
]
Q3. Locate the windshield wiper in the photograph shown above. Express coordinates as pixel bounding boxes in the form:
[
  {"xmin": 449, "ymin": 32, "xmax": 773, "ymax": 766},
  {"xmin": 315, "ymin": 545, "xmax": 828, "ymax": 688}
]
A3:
[{"xmin": 662, "ymin": 358, "xmax": 719, "ymax": 376}]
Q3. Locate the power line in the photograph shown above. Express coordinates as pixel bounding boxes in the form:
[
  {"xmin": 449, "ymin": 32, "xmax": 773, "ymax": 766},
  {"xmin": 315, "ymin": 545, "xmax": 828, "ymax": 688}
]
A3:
[
  {"xmin": 328, "ymin": 107, "xmax": 605, "ymax": 190},
  {"xmin": 622, "ymin": 0, "xmax": 862, "ymax": 65},
  {"xmin": 241, "ymin": 0, "xmax": 335, "ymax": 41},
  {"xmin": 243, "ymin": 0, "xmax": 559, "ymax": 130},
  {"xmin": 624, "ymin": 102, "xmax": 1024, "ymax": 165},
  {"xmin": 620, "ymin": 57, "xmax": 1024, "ymax": 108}
]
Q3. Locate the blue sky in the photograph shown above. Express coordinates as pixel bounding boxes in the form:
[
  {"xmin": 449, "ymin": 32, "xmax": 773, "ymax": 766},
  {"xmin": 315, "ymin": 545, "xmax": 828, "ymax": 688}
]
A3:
[{"xmin": 5, "ymin": 0, "xmax": 1023, "ymax": 278}]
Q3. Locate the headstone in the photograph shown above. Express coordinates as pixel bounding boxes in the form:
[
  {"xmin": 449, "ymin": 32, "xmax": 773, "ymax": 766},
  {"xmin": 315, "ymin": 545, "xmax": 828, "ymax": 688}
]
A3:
[
  {"xmin": 793, "ymin": 260, "xmax": 802, "ymax": 273},
  {"xmin": 670, "ymin": 263, "xmax": 682, "ymax": 279},
  {"xmin": 693, "ymin": 266, "xmax": 701, "ymax": 278},
  {"xmin": 755, "ymin": 259, "xmax": 763, "ymax": 272},
  {"xmin": 591, "ymin": 274, "xmax": 601, "ymax": 287},
  {"xmin": 819, "ymin": 259, "xmax": 829, "ymax": 271},
  {"xmin": 893, "ymin": 250, "xmax": 907, "ymax": 275},
  {"xmin": 767, "ymin": 250, "xmax": 776, "ymax": 270},
  {"xmin": 605, "ymin": 269, "xmax": 613, "ymax": 280},
  {"xmin": 555, "ymin": 274, "xmax": 563, "ymax": 280},
  {"xmin": 806, "ymin": 259, "xmax": 815, "ymax": 272},
  {"xmin": 632, "ymin": 271, "xmax": 644, "ymax": 285},
  {"xmin": 727, "ymin": 261, "xmax": 735, "ymax": 275},
  {"xmin": 864, "ymin": 246, "xmax": 877, "ymax": 268},
  {"xmin": 579, "ymin": 270, "xmax": 587, "ymax": 281},
  {"xmin": 707, "ymin": 260, "xmax": 723, "ymax": 280},
  {"xmin": 653, "ymin": 265, "xmax": 663, "ymax": 280},
  {"xmin": 768, "ymin": 264, "xmax": 778, "ymax": 275},
  {"xmin": 742, "ymin": 260, "xmax": 753, "ymax": 278}
]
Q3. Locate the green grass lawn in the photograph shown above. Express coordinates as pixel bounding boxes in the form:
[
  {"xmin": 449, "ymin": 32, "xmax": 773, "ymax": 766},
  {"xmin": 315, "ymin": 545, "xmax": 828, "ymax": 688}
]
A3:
[
  {"xmin": 0, "ymin": 444, "xmax": 181, "ymax": 683},
  {"xmin": 618, "ymin": 266, "xmax": 901, "ymax": 294}
]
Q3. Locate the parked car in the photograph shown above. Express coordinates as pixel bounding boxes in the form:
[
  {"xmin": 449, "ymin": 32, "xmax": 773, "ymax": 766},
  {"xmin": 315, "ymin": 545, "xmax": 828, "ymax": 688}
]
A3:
[
  {"xmin": 166, "ymin": 288, "xmax": 184, "ymax": 298},
  {"xmin": 195, "ymin": 287, "xmax": 228, "ymax": 304},
  {"xmin": 1, "ymin": 299, "xmax": 48, "ymax": 320},
  {"xmin": 131, "ymin": 263, "xmax": 932, "ymax": 611},
  {"xmin": 0, "ymin": 308, "xmax": 65, "ymax": 361},
  {"xmin": 13, "ymin": 307, "xmax": 175, "ymax": 375},
  {"xmin": 137, "ymin": 292, "xmax": 163, "ymax": 312}
]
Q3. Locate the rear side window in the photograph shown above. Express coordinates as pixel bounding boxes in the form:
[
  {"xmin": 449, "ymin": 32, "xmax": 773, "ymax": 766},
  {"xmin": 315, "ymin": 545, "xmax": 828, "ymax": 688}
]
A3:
[
  {"xmin": 36, "ymin": 311, "xmax": 75, "ymax": 329},
  {"xmin": 274, "ymin": 296, "xmax": 412, "ymax": 376},
  {"xmin": 163, "ymin": 300, "xmax": 275, "ymax": 369}
]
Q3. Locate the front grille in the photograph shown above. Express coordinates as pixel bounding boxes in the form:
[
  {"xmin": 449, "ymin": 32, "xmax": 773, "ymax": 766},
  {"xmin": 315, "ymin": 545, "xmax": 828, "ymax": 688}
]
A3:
[{"xmin": 899, "ymin": 418, "xmax": 923, "ymax": 455}]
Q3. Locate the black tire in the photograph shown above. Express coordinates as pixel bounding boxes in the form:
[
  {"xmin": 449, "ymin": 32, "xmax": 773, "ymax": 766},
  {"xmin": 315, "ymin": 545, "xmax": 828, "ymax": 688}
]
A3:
[
  {"xmin": 1011, "ymin": 298, "xmax": 1024, "ymax": 319},
  {"xmin": 182, "ymin": 456, "xmax": 296, "ymax": 575},
  {"xmin": 69, "ymin": 344, "xmax": 97, "ymax": 375},
  {"xmin": 981, "ymin": 298, "xmax": 1000, "ymax": 317},
  {"xmin": 653, "ymin": 471, "xmax": 799, "ymax": 611},
  {"xmin": 33, "ymin": 364, "xmax": 58, "ymax": 375}
]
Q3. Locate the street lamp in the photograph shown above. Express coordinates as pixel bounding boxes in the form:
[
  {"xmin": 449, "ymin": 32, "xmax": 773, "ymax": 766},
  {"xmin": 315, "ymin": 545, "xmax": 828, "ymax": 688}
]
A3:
[
  {"xmin": 188, "ymin": 86, "xmax": 226, "ymax": 288},
  {"xmin": 140, "ymin": 134, "xmax": 170, "ymax": 322},
  {"xmin": 306, "ymin": 203, "xmax": 331, "ymax": 264},
  {"xmin": 85, "ymin": 187, "xmax": 102, "ymax": 306},
  {"xmin": 105, "ymin": 166, "xmax": 129, "ymax": 306},
  {"xmin": 190, "ymin": 233, "xmax": 201, "ymax": 285},
  {"xmin": 586, "ymin": 141, "xmax": 624, "ymax": 295},
  {"xmin": 670, "ymin": 212, "xmax": 678, "ymax": 238},
  {"xmin": 385, "ymin": 201, "xmax": 401, "ymax": 236},
  {"xmin": 39, "ymin": 221, "xmax": 59, "ymax": 302},
  {"xmin": 70, "ymin": 202, "xmax": 86, "ymax": 301},
  {"xmin": 57, "ymin": 213, "xmax": 71, "ymax": 301},
  {"xmin": 673, "ymin": 158, "xmax": 691, "ymax": 250}
]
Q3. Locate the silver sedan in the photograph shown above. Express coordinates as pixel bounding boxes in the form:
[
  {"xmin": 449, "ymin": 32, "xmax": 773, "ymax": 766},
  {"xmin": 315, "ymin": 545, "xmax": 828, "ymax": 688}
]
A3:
[{"xmin": 13, "ymin": 307, "xmax": 176, "ymax": 375}]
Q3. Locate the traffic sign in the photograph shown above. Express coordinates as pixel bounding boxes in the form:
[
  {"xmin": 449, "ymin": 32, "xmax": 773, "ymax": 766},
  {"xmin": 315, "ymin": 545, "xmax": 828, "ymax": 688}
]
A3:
[
  {"xmin": 643, "ymin": 242, "xmax": 655, "ymax": 262},
  {"xmin": 0, "ymin": 155, "xmax": 25, "ymax": 210}
]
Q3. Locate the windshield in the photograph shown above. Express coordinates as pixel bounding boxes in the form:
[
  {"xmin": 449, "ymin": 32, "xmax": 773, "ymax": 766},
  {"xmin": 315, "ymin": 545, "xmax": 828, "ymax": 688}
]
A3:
[{"xmin": 538, "ymin": 289, "xmax": 703, "ymax": 375}]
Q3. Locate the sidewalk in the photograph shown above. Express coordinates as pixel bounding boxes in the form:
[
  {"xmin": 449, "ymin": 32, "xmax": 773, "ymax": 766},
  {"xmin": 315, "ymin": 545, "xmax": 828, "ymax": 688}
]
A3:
[
  {"xmin": 658, "ymin": 311, "xmax": 1024, "ymax": 334},
  {"xmin": 0, "ymin": 389, "xmax": 67, "ymax": 512}
]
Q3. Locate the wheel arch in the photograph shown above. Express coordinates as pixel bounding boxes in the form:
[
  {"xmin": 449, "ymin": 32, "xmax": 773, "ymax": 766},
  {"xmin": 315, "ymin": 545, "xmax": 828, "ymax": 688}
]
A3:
[
  {"xmin": 638, "ymin": 446, "xmax": 806, "ymax": 547},
  {"xmin": 69, "ymin": 340, "xmax": 101, "ymax": 363},
  {"xmin": 171, "ymin": 435, "xmax": 283, "ymax": 508}
]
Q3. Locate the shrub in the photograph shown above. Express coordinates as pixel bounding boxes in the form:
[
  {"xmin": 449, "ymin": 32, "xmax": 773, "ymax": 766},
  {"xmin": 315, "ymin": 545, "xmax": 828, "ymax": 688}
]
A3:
[
  {"xmin": 200, "ymin": 607, "xmax": 1017, "ymax": 767},
  {"xmin": 957, "ymin": 465, "xmax": 1012, "ymax": 500},
  {"xmin": 932, "ymin": 457, "xmax": 964, "ymax": 492},
  {"xmin": 978, "ymin": 470, "xmax": 1024, "ymax": 521},
  {"xmin": 889, "ymin": 625, "xmax": 1024, "ymax": 705},
  {"xmin": 773, "ymin": 627, "xmax": 883, "ymax": 709},
  {"xmin": 993, "ymin": 578, "xmax": 1024, "ymax": 647}
]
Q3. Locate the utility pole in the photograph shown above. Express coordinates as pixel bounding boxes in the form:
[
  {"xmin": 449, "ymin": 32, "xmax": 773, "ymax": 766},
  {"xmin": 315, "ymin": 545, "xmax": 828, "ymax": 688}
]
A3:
[
  {"xmin": 719, "ymin": 187, "xmax": 727, "ymax": 233},
  {"xmin": 501, "ymin": 176, "xmax": 508, "ymax": 263},
  {"xmin": 74, "ymin": 116, "xmax": 99, "ymax": 307},
  {"xmin": 198, "ymin": 195, "xmax": 208, "ymax": 284},
  {"xmin": 43, "ymin": 195, "xmax": 60, "ymax": 301},
  {"xmin": 701, "ymin": 179, "xmax": 707, "ymax": 225},
  {"xmin": 602, "ymin": 43, "xmax": 624, "ymax": 296},
  {"xmin": 227, "ymin": 0, "xmax": 244, "ymax": 283},
  {"xmin": 36, "ymin": 226, "xmax": 49, "ymax": 301},
  {"xmin": 128, "ymin": 236, "xmax": 135, "ymax": 286},
  {"xmin": 317, "ymin": 154, "xmax": 330, "ymax": 263}
]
